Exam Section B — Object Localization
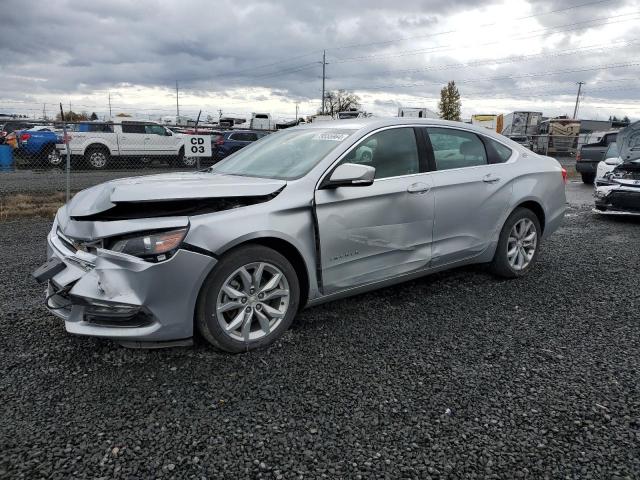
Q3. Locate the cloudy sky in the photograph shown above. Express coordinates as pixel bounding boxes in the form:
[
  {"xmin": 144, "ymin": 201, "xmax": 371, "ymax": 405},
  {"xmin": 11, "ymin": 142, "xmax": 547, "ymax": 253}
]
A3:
[{"xmin": 1, "ymin": 0, "xmax": 639, "ymax": 122}]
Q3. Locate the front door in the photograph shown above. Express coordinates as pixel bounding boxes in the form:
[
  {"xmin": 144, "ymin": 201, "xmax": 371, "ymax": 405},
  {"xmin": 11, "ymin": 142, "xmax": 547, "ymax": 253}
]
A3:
[{"xmin": 315, "ymin": 127, "xmax": 435, "ymax": 294}]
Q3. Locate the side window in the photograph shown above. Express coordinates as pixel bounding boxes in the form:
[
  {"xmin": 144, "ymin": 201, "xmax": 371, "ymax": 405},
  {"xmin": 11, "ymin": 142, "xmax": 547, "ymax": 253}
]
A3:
[
  {"xmin": 483, "ymin": 136, "xmax": 512, "ymax": 164},
  {"xmin": 88, "ymin": 123, "xmax": 113, "ymax": 133},
  {"xmin": 228, "ymin": 133, "xmax": 240, "ymax": 141},
  {"xmin": 145, "ymin": 125, "xmax": 166, "ymax": 136},
  {"xmin": 427, "ymin": 128, "xmax": 487, "ymax": 170},
  {"xmin": 246, "ymin": 133, "xmax": 258, "ymax": 141},
  {"xmin": 342, "ymin": 127, "xmax": 419, "ymax": 179},
  {"xmin": 121, "ymin": 123, "xmax": 146, "ymax": 134},
  {"xmin": 605, "ymin": 134, "xmax": 617, "ymax": 145}
]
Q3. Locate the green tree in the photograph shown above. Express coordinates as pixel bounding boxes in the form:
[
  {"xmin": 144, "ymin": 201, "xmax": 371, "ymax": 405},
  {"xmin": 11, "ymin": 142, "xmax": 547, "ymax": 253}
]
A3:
[
  {"xmin": 90, "ymin": 112, "xmax": 98, "ymax": 120},
  {"xmin": 438, "ymin": 81, "xmax": 462, "ymax": 121}
]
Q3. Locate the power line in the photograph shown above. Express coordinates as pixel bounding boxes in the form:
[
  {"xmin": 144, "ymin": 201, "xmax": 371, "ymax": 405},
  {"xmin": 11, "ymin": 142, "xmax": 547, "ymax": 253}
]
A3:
[
  {"xmin": 336, "ymin": 39, "xmax": 639, "ymax": 77},
  {"xmin": 325, "ymin": 0, "xmax": 616, "ymax": 52},
  {"xmin": 329, "ymin": 13, "xmax": 640, "ymax": 64},
  {"xmin": 353, "ymin": 61, "xmax": 640, "ymax": 91}
]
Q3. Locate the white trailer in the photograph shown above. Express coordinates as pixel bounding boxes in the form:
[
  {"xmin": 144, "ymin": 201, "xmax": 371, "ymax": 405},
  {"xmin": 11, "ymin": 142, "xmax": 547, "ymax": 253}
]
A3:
[{"xmin": 397, "ymin": 107, "xmax": 439, "ymax": 119}]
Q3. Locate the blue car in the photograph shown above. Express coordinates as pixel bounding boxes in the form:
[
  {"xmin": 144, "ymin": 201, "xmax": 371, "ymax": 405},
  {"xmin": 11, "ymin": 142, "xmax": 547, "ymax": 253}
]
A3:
[
  {"xmin": 16, "ymin": 127, "xmax": 64, "ymax": 167},
  {"xmin": 211, "ymin": 130, "xmax": 269, "ymax": 161}
]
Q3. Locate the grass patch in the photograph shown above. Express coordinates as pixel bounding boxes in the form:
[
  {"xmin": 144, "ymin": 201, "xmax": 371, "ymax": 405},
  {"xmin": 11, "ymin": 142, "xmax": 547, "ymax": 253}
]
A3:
[{"xmin": 0, "ymin": 192, "xmax": 70, "ymax": 222}]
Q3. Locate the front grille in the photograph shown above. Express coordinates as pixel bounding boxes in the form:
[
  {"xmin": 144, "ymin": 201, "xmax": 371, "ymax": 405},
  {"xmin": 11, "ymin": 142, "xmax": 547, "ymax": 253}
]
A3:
[{"xmin": 609, "ymin": 191, "xmax": 640, "ymax": 212}]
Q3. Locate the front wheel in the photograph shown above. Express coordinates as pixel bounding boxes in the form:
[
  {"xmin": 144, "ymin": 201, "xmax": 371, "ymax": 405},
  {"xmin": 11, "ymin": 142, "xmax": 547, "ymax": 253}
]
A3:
[
  {"xmin": 490, "ymin": 208, "xmax": 541, "ymax": 279},
  {"xmin": 196, "ymin": 245, "xmax": 300, "ymax": 353}
]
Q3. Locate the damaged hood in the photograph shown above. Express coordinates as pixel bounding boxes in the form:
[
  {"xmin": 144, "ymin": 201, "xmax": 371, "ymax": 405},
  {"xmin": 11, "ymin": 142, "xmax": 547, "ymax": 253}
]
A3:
[
  {"xmin": 617, "ymin": 120, "xmax": 640, "ymax": 162},
  {"xmin": 67, "ymin": 172, "xmax": 287, "ymax": 218}
]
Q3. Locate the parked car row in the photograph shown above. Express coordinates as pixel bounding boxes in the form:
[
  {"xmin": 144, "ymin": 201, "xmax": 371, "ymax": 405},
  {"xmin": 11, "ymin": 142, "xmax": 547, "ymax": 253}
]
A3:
[{"xmin": 1, "ymin": 120, "xmax": 270, "ymax": 169}]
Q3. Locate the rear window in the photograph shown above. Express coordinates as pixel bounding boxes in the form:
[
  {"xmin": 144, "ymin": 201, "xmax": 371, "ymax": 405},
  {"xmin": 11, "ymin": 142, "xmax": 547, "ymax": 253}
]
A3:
[
  {"xmin": 72, "ymin": 123, "xmax": 113, "ymax": 133},
  {"xmin": 483, "ymin": 137, "xmax": 513, "ymax": 163}
]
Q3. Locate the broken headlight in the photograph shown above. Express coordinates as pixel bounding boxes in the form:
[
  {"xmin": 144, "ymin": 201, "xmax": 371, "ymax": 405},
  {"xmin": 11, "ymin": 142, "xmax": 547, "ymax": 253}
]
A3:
[{"xmin": 107, "ymin": 228, "xmax": 188, "ymax": 261}]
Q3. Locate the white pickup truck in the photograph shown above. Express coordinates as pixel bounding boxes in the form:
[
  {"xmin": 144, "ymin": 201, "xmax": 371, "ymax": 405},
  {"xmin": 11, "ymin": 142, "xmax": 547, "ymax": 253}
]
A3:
[{"xmin": 56, "ymin": 121, "xmax": 193, "ymax": 169}]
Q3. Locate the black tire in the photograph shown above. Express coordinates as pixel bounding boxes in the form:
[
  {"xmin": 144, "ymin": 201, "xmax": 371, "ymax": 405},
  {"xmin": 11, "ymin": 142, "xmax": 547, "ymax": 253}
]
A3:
[
  {"xmin": 489, "ymin": 207, "xmax": 542, "ymax": 279},
  {"xmin": 196, "ymin": 245, "xmax": 300, "ymax": 353},
  {"xmin": 172, "ymin": 147, "xmax": 197, "ymax": 168},
  {"xmin": 581, "ymin": 172, "xmax": 595, "ymax": 184},
  {"xmin": 84, "ymin": 146, "xmax": 110, "ymax": 170}
]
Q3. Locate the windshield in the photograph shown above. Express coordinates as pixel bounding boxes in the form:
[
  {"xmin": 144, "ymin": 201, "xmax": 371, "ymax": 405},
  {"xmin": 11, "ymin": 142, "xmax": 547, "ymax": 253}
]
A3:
[
  {"xmin": 211, "ymin": 128, "xmax": 356, "ymax": 179},
  {"xmin": 605, "ymin": 142, "xmax": 619, "ymax": 159}
]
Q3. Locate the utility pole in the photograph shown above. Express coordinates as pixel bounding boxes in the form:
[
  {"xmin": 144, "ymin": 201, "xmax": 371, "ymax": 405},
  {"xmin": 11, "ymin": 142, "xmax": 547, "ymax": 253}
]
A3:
[
  {"xmin": 573, "ymin": 81, "xmax": 585, "ymax": 119},
  {"xmin": 108, "ymin": 92, "xmax": 112, "ymax": 118},
  {"xmin": 218, "ymin": 109, "xmax": 223, "ymax": 121},
  {"xmin": 176, "ymin": 81, "xmax": 180, "ymax": 118},
  {"xmin": 295, "ymin": 101, "xmax": 299, "ymax": 122},
  {"xmin": 42, "ymin": 104, "xmax": 46, "ymax": 121},
  {"xmin": 321, "ymin": 50, "xmax": 326, "ymax": 114}
]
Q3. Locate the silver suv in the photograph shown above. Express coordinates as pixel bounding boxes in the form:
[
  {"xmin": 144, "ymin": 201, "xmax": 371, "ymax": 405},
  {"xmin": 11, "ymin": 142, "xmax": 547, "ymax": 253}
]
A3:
[{"xmin": 35, "ymin": 118, "xmax": 566, "ymax": 352}]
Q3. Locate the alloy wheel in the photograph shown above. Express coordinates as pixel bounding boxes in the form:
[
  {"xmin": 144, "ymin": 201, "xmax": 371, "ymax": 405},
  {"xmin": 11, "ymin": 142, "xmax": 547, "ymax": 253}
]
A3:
[
  {"xmin": 507, "ymin": 218, "xmax": 537, "ymax": 271},
  {"xmin": 89, "ymin": 151, "xmax": 107, "ymax": 168},
  {"xmin": 48, "ymin": 149, "xmax": 63, "ymax": 166},
  {"xmin": 183, "ymin": 156, "xmax": 198, "ymax": 167},
  {"xmin": 215, "ymin": 262, "xmax": 290, "ymax": 342}
]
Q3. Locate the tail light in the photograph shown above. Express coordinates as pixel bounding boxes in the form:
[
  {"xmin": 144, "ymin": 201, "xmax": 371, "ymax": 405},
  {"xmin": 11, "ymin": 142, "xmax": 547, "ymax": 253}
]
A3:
[
  {"xmin": 575, "ymin": 151, "xmax": 581, "ymax": 162},
  {"xmin": 20, "ymin": 132, "xmax": 31, "ymax": 142},
  {"xmin": 561, "ymin": 167, "xmax": 567, "ymax": 184},
  {"xmin": 215, "ymin": 137, "xmax": 224, "ymax": 146},
  {"xmin": 63, "ymin": 133, "xmax": 72, "ymax": 143}
]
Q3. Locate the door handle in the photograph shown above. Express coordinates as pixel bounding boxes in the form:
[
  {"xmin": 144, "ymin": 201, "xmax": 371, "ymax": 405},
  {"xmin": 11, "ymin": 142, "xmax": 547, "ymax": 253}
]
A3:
[
  {"xmin": 407, "ymin": 182, "xmax": 431, "ymax": 194},
  {"xmin": 483, "ymin": 174, "xmax": 500, "ymax": 183}
]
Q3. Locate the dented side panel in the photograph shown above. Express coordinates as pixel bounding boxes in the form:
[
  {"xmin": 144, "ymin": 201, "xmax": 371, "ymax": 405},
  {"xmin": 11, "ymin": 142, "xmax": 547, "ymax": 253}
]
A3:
[{"xmin": 314, "ymin": 175, "xmax": 434, "ymax": 294}]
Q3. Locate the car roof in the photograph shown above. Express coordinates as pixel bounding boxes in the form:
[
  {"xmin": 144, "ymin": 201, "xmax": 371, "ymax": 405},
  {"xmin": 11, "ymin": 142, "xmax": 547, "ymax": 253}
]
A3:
[{"xmin": 295, "ymin": 117, "xmax": 519, "ymax": 144}]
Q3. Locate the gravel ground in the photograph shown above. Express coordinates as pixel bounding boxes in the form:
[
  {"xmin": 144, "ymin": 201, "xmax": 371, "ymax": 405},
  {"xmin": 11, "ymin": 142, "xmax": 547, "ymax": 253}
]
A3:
[{"xmin": 1, "ymin": 188, "xmax": 639, "ymax": 479}]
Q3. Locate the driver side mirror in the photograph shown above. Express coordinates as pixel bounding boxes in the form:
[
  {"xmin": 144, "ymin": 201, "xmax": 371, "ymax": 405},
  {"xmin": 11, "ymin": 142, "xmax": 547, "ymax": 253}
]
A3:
[
  {"xmin": 604, "ymin": 157, "xmax": 621, "ymax": 166},
  {"xmin": 323, "ymin": 163, "xmax": 375, "ymax": 188}
]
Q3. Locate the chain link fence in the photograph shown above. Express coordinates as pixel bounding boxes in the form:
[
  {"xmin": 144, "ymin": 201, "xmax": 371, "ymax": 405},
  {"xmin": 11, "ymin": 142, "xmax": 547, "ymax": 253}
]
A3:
[{"xmin": 0, "ymin": 119, "xmax": 259, "ymax": 200}]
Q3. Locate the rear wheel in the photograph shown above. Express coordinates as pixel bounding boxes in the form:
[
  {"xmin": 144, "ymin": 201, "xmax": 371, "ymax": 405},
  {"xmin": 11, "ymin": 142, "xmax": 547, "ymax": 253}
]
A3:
[
  {"xmin": 196, "ymin": 245, "xmax": 300, "ymax": 353},
  {"xmin": 44, "ymin": 145, "xmax": 63, "ymax": 168},
  {"xmin": 85, "ymin": 147, "xmax": 109, "ymax": 170},
  {"xmin": 172, "ymin": 147, "xmax": 197, "ymax": 168},
  {"xmin": 490, "ymin": 208, "xmax": 541, "ymax": 279},
  {"xmin": 581, "ymin": 172, "xmax": 595, "ymax": 184}
]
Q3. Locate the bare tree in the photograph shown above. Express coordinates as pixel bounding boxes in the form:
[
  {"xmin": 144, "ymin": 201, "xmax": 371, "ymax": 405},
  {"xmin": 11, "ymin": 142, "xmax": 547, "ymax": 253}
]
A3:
[{"xmin": 320, "ymin": 90, "xmax": 361, "ymax": 117}]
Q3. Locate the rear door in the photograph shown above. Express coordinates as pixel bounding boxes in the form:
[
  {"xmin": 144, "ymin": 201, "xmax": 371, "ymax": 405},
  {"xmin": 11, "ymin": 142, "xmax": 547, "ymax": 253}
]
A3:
[
  {"xmin": 119, "ymin": 122, "xmax": 147, "ymax": 155},
  {"xmin": 315, "ymin": 126, "xmax": 435, "ymax": 294},
  {"xmin": 423, "ymin": 127, "xmax": 514, "ymax": 266}
]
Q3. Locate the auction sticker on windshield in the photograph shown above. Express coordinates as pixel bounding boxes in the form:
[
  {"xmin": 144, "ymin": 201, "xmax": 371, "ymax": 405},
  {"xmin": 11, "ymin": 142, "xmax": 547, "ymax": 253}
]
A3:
[
  {"xmin": 184, "ymin": 135, "xmax": 213, "ymax": 157},
  {"xmin": 313, "ymin": 132, "xmax": 350, "ymax": 141}
]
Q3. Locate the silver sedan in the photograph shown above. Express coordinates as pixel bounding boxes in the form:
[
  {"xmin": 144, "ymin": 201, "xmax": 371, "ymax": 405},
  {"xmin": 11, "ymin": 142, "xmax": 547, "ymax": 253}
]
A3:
[{"xmin": 35, "ymin": 118, "xmax": 566, "ymax": 352}]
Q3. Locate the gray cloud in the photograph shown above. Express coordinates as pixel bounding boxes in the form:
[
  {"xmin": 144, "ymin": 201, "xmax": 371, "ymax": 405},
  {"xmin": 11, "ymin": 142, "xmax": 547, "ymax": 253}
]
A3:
[{"xmin": 0, "ymin": 0, "xmax": 638, "ymax": 118}]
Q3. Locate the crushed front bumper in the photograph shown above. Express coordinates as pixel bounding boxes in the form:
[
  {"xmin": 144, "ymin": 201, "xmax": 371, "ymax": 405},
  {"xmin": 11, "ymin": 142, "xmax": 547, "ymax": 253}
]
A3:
[
  {"xmin": 594, "ymin": 184, "xmax": 640, "ymax": 215},
  {"xmin": 41, "ymin": 221, "xmax": 216, "ymax": 343}
]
